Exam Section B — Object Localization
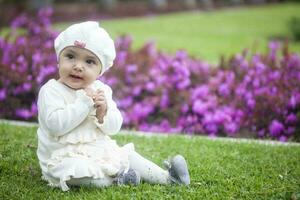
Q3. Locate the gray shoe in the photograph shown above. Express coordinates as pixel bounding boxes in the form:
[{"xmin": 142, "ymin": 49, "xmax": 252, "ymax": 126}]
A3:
[
  {"xmin": 164, "ymin": 155, "xmax": 190, "ymax": 185},
  {"xmin": 116, "ymin": 168, "xmax": 141, "ymax": 186}
]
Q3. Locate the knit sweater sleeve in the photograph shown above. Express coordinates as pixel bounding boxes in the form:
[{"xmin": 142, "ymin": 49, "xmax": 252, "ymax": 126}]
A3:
[{"xmin": 37, "ymin": 84, "xmax": 94, "ymax": 137}]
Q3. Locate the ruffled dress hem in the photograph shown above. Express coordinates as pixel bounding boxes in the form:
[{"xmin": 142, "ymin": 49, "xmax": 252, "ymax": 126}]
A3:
[{"xmin": 44, "ymin": 143, "xmax": 135, "ymax": 191}]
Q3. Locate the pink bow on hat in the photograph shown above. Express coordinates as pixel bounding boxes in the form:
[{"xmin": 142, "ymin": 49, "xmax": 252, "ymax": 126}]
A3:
[{"xmin": 74, "ymin": 40, "xmax": 86, "ymax": 48}]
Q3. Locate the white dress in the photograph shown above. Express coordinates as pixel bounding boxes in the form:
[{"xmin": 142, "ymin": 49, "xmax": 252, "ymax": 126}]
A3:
[{"xmin": 37, "ymin": 79, "xmax": 134, "ymax": 191}]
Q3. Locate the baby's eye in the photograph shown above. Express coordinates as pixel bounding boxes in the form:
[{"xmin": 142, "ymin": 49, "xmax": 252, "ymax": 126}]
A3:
[
  {"xmin": 86, "ymin": 59, "xmax": 96, "ymax": 65},
  {"xmin": 66, "ymin": 54, "xmax": 74, "ymax": 59}
]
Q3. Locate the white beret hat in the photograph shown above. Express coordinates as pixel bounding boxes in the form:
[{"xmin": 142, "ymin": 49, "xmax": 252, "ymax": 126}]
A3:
[{"xmin": 54, "ymin": 21, "xmax": 116, "ymax": 75}]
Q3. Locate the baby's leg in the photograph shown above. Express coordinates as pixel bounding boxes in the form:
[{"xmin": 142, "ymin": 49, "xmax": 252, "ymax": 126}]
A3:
[
  {"xmin": 128, "ymin": 151, "xmax": 171, "ymax": 184},
  {"xmin": 67, "ymin": 176, "xmax": 113, "ymax": 187}
]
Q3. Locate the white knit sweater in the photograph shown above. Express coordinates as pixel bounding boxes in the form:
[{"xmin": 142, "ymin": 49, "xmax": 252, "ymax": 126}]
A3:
[{"xmin": 37, "ymin": 79, "xmax": 134, "ymax": 191}]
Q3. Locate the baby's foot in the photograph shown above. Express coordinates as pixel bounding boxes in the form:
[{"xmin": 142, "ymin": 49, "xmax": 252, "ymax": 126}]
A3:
[
  {"xmin": 164, "ymin": 155, "xmax": 190, "ymax": 185},
  {"xmin": 116, "ymin": 168, "xmax": 141, "ymax": 186}
]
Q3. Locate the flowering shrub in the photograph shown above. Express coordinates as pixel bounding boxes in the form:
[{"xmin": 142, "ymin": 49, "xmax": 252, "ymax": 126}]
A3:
[
  {"xmin": 1, "ymin": 9, "xmax": 299, "ymax": 141},
  {"xmin": 0, "ymin": 8, "xmax": 58, "ymax": 120},
  {"xmin": 103, "ymin": 37, "xmax": 300, "ymax": 141}
]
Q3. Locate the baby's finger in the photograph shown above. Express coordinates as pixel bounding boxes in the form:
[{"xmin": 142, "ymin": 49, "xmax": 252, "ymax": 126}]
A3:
[
  {"xmin": 95, "ymin": 104, "xmax": 105, "ymax": 110},
  {"xmin": 94, "ymin": 100, "xmax": 106, "ymax": 108},
  {"xmin": 93, "ymin": 93, "xmax": 105, "ymax": 101},
  {"xmin": 94, "ymin": 96, "xmax": 106, "ymax": 101},
  {"xmin": 94, "ymin": 100, "xmax": 106, "ymax": 105},
  {"xmin": 96, "ymin": 89, "xmax": 105, "ymax": 94}
]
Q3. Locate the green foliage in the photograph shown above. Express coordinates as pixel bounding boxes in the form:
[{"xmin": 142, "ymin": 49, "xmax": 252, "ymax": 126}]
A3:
[
  {"xmin": 289, "ymin": 17, "xmax": 300, "ymax": 41},
  {"xmin": 1, "ymin": 123, "xmax": 300, "ymax": 199},
  {"xmin": 76, "ymin": 3, "xmax": 299, "ymax": 64}
]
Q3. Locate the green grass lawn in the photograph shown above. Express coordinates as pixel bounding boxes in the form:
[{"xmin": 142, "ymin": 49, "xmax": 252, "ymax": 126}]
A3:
[
  {"xmin": 54, "ymin": 3, "xmax": 300, "ymax": 64},
  {"xmin": 1, "ymin": 3, "xmax": 299, "ymax": 64},
  {"xmin": 1, "ymin": 123, "xmax": 300, "ymax": 199}
]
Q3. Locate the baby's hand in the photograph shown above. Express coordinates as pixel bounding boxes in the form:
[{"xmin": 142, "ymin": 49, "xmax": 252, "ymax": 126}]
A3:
[
  {"xmin": 94, "ymin": 89, "xmax": 107, "ymax": 123},
  {"xmin": 84, "ymin": 87, "xmax": 94, "ymax": 99}
]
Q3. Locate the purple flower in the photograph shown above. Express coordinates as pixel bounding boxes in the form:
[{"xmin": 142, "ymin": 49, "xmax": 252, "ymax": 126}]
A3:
[
  {"xmin": 38, "ymin": 7, "xmax": 53, "ymax": 24},
  {"xmin": 160, "ymin": 119, "xmax": 171, "ymax": 131},
  {"xmin": 16, "ymin": 37, "xmax": 26, "ymax": 46},
  {"xmin": 285, "ymin": 113, "xmax": 297, "ymax": 125},
  {"xmin": 176, "ymin": 79, "xmax": 190, "ymax": 90},
  {"xmin": 254, "ymin": 62, "xmax": 266, "ymax": 74},
  {"xmin": 144, "ymin": 42, "xmax": 157, "ymax": 58},
  {"xmin": 175, "ymin": 50, "xmax": 188, "ymax": 60},
  {"xmin": 146, "ymin": 82, "xmax": 155, "ymax": 91},
  {"xmin": 11, "ymin": 15, "xmax": 27, "ymax": 29},
  {"xmin": 15, "ymin": 109, "xmax": 33, "ymax": 119},
  {"xmin": 258, "ymin": 129, "xmax": 265, "ymax": 137},
  {"xmin": 226, "ymin": 72, "xmax": 235, "ymax": 83},
  {"xmin": 212, "ymin": 110, "xmax": 229, "ymax": 124},
  {"xmin": 0, "ymin": 89, "xmax": 6, "ymax": 101},
  {"xmin": 246, "ymin": 98, "xmax": 256, "ymax": 110},
  {"xmin": 105, "ymin": 77, "xmax": 118, "ymax": 86},
  {"xmin": 118, "ymin": 97, "xmax": 133, "ymax": 108},
  {"xmin": 224, "ymin": 122, "xmax": 238, "ymax": 135},
  {"xmin": 115, "ymin": 51, "xmax": 128, "ymax": 65},
  {"xmin": 160, "ymin": 92, "xmax": 169, "ymax": 108},
  {"xmin": 192, "ymin": 100, "xmax": 208, "ymax": 115},
  {"xmin": 252, "ymin": 78, "xmax": 260, "ymax": 88},
  {"xmin": 288, "ymin": 95, "xmax": 298, "ymax": 109},
  {"xmin": 270, "ymin": 86, "xmax": 278, "ymax": 95},
  {"xmin": 126, "ymin": 64, "xmax": 137, "ymax": 73},
  {"xmin": 139, "ymin": 123, "xmax": 150, "ymax": 131},
  {"xmin": 240, "ymin": 60, "xmax": 249, "ymax": 70},
  {"xmin": 22, "ymin": 83, "xmax": 32, "ymax": 91},
  {"xmin": 218, "ymin": 83, "xmax": 230, "ymax": 96},
  {"xmin": 279, "ymin": 135, "xmax": 287, "ymax": 142},
  {"xmin": 115, "ymin": 35, "xmax": 132, "ymax": 50},
  {"xmin": 286, "ymin": 126, "xmax": 295, "ymax": 136},
  {"xmin": 269, "ymin": 41, "xmax": 280, "ymax": 52},
  {"xmin": 32, "ymin": 52, "xmax": 42, "ymax": 64},
  {"xmin": 181, "ymin": 103, "xmax": 189, "ymax": 113},
  {"xmin": 235, "ymin": 85, "xmax": 246, "ymax": 96},
  {"xmin": 122, "ymin": 110, "xmax": 130, "ymax": 125},
  {"xmin": 269, "ymin": 120, "xmax": 284, "ymax": 137},
  {"xmin": 254, "ymin": 87, "xmax": 267, "ymax": 96},
  {"xmin": 132, "ymin": 103, "xmax": 153, "ymax": 121},
  {"xmin": 192, "ymin": 85, "xmax": 210, "ymax": 100},
  {"xmin": 132, "ymin": 86, "xmax": 142, "ymax": 96},
  {"xmin": 268, "ymin": 41, "xmax": 280, "ymax": 61},
  {"xmin": 269, "ymin": 71, "xmax": 281, "ymax": 81},
  {"xmin": 204, "ymin": 123, "xmax": 218, "ymax": 135},
  {"xmin": 186, "ymin": 115, "xmax": 198, "ymax": 124},
  {"xmin": 31, "ymin": 102, "xmax": 38, "ymax": 115}
]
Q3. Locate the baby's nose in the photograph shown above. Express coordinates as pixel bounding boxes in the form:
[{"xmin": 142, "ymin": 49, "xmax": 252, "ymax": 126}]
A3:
[{"xmin": 74, "ymin": 63, "xmax": 84, "ymax": 71}]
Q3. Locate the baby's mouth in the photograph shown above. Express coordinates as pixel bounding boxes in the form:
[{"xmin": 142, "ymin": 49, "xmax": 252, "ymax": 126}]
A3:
[{"xmin": 70, "ymin": 74, "xmax": 83, "ymax": 80}]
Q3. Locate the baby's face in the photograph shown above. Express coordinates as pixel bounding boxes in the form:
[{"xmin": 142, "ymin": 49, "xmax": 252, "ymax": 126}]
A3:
[{"xmin": 58, "ymin": 46, "xmax": 102, "ymax": 90}]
